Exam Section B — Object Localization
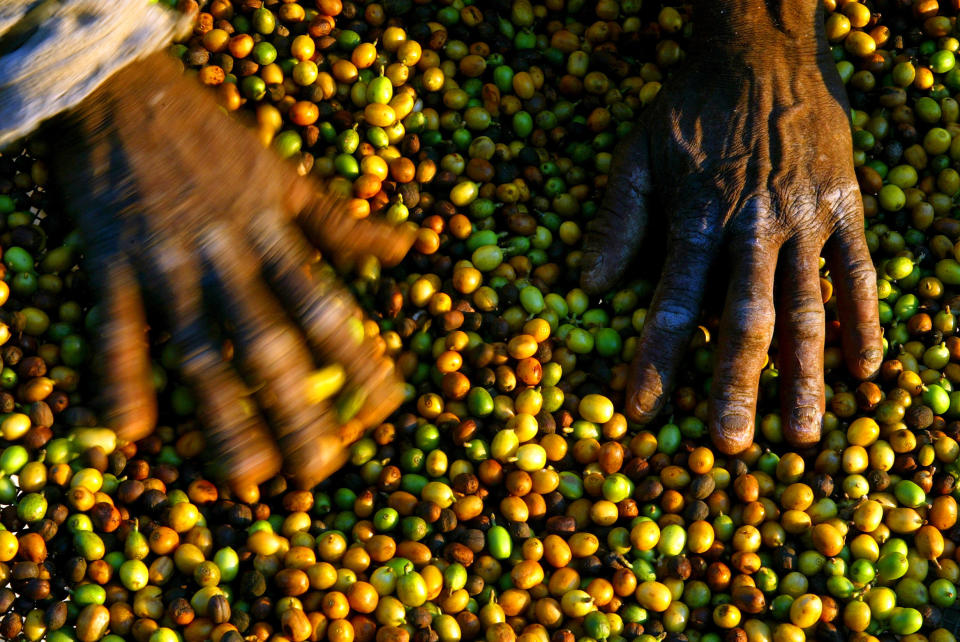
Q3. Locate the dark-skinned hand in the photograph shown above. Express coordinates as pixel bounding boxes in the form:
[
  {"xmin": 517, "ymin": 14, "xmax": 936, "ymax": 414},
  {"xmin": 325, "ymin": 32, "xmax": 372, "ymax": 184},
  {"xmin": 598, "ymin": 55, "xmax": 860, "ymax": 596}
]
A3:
[
  {"xmin": 46, "ymin": 51, "xmax": 415, "ymax": 490},
  {"xmin": 580, "ymin": 0, "xmax": 883, "ymax": 454}
]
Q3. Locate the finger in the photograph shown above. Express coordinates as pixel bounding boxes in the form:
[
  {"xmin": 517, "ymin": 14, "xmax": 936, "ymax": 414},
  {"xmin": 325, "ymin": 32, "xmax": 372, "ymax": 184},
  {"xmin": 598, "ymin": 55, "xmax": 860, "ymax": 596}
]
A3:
[
  {"xmin": 297, "ymin": 190, "xmax": 416, "ymax": 267},
  {"xmin": 580, "ymin": 130, "xmax": 651, "ymax": 294},
  {"xmin": 625, "ymin": 212, "xmax": 721, "ymax": 423},
  {"xmin": 89, "ymin": 257, "xmax": 156, "ymax": 443},
  {"xmin": 139, "ymin": 242, "xmax": 282, "ymax": 489},
  {"xmin": 247, "ymin": 210, "xmax": 405, "ymax": 431},
  {"xmin": 49, "ymin": 98, "xmax": 155, "ymax": 443},
  {"xmin": 710, "ymin": 235, "xmax": 780, "ymax": 456},
  {"xmin": 825, "ymin": 214, "xmax": 883, "ymax": 380},
  {"xmin": 198, "ymin": 222, "xmax": 349, "ymax": 489},
  {"xmin": 775, "ymin": 238, "xmax": 826, "ymax": 449}
]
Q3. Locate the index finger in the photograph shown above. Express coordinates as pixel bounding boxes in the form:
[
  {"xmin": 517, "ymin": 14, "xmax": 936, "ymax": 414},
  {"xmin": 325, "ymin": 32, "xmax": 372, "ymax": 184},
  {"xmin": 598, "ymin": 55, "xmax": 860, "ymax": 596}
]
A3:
[
  {"xmin": 580, "ymin": 130, "xmax": 651, "ymax": 295},
  {"xmin": 775, "ymin": 238, "xmax": 826, "ymax": 449}
]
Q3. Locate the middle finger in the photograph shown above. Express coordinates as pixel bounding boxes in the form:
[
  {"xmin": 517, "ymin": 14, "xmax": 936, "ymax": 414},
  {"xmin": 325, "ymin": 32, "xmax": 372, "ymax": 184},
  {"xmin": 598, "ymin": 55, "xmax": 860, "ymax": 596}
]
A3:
[
  {"xmin": 775, "ymin": 237, "xmax": 826, "ymax": 449},
  {"xmin": 246, "ymin": 210, "xmax": 406, "ymax": 429},
  {"xmin": 710, "ymin": 234, "xmax": 780, "ymax": 455}
]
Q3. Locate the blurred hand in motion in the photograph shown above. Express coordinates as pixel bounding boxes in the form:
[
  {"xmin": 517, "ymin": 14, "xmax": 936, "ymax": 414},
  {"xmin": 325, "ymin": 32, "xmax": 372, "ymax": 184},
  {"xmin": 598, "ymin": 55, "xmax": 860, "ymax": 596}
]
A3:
[
  {"xmin": 48, "ymin": 51, "xmax": 415, "ymax": 490},
  {"xmin": 580, "ymin": 1, "xmax": 883, "ymax": 454}
]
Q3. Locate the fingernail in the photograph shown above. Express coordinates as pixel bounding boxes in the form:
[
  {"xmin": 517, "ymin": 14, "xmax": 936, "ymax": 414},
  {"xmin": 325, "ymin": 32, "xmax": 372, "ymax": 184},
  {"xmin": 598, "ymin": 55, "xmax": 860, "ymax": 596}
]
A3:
[
  {"xmin": 580, "ymin": 252, "xmax": 599, "ymax": 274},
  {"xmin": 627, "ymin": 388, "xmax": 662, "ymax": 424},
  {"xmin": 579, "ymin": 254, "xmax": 604, "ymax": 293},
  {"xmin": 785, "ymin": 405, "xmax": 822, "ymax": 448},
  {"xmin": 858, "ymin": 348, "xmax": 883, "ymax": 377},
  {"xmin": 711, "ymin": 414, "xmax": 754, "ymax": 455}
]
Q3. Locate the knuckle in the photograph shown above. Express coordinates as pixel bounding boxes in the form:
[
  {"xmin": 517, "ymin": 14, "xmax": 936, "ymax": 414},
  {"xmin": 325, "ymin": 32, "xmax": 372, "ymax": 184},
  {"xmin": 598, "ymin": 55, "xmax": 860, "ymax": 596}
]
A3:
[
  {"xmin": 787, "ymin": 306, "xmax": 825, "ymax": 342},
  {"xmin": 728, "ymin": 230, "xmax": 778, "ymax": 265},
  {"xmin": 782, "ymin": 275, "xmax": 824, "ymax": 309},
  {"xmin": 179, "ymin": 346, "xmax": 222, "ymax": 381},
  {"xmin": 249, "ymin": 214, "xmax": 310, "ymax": 267},
  {"xmin": 729, "ymin": 193, "xmax": 773, "ymax": 225},
  {"xmin": 647, "ymin": 299, "xmax": 699, "ymax": 337},
  {"xmin": 854, "ymin": 319, "xmax": 882, "ymax": 337},
  {"xmin": 821, "ymin": 178, "xmax": 862, "ymax": 216},
  {"xmin": 262, "ymin": 324, "xmax": 305, "ymax": 358},
  {"xmin": 677, "ymin": 223, "xmax": 721, "ymax": 254},
  {"xmin": 729, "ymin": 300, "xmax": 775, "ymax": 340},
  {"xmin": 711, "ymin": 355, "xmax": 758, "ymax": 394},
  {"xmin": 791, "ymin": 231, "xmax": 823, "ymax": 255},
  {"xmin": 777, "ymin": 188, "xmax": 816, "ymax": 220},
  {"xmin": 845, "ymin": 260, "xmax": 878, "ymax": 289},
  {"xmin": 710, "ymin": 387, "xmax": 755, "ymax": 417},
  {"xmin": 145, "ymin": 243, "xmax": 192, "ymax": 279},
  {"xmin": 300, "ymin": 288, "xmax": 354, "ymax": 332}
]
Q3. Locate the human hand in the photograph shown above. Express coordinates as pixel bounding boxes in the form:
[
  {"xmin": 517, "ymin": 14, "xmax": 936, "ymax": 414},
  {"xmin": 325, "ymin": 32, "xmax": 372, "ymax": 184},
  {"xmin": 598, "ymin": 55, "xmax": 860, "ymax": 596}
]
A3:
[
  {"xmin": 580, "ymin": 4, "xmax": 882, "ymax": 454},
  {"xmin": 48, "ymin": 51, "xmax": 415, "ymax": 489}
]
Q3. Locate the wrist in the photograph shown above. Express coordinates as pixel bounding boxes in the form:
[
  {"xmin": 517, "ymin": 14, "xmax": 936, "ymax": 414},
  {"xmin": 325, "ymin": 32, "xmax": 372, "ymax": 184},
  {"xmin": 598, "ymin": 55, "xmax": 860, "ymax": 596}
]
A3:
[{"xmin": 689, "ymin": 0, "xmax": 829, "ymax": 67}]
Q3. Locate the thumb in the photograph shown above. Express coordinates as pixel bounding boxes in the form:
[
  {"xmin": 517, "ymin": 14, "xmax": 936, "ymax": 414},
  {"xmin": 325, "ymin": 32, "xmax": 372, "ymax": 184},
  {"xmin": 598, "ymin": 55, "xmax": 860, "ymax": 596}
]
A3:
[
  {"xmin": 296, "ymin": 187, "xmax": 417, "ymax": 267},
  {"xmin": 580, "ymin": 130, "xmax": 652, "ymax": 294}
]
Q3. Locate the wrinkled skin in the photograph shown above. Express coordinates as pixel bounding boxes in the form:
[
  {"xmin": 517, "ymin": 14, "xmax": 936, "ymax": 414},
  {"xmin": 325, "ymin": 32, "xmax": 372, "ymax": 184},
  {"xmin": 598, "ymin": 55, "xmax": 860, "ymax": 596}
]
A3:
[
  {"xmin": 581, "ymin": 1, "xmax": 883, "ymax": 454},
  {"xmin": 47, "ymin": 51, "xmax": 415, "ymax": 489}
]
